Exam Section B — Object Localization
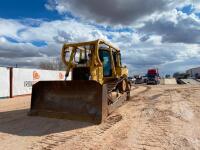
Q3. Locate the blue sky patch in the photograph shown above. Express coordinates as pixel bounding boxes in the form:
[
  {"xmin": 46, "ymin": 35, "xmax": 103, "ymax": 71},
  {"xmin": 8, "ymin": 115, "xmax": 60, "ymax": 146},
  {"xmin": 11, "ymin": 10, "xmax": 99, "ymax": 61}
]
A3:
[
  {"xmin": 2, "ymin": 36, "xmax": 19, "ymax": 43},
  {"xmin": 0, "ymin": 0, "xmax": 63, "ymax": 20},
  {"xmin": 177, "ymin": 5, "xmax": 194, "ymax": 15},
  {"xmin": 107, "ymin": 35, "xmax": 113, "ymax": 40},
  {"xmin": 31, "ymin": 40, "xmax": 47, "ymax": 47},
  {"xmin": 196, "ymin": 13, "xmax": 200, "ymax": 18},
  {"xmin": 1, "ymin": 36, "xmax": 47, "ymax": 47}
]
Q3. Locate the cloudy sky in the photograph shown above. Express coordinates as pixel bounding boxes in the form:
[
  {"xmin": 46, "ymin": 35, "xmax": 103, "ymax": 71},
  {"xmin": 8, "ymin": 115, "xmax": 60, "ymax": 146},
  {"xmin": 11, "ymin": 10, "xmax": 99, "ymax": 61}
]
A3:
[{"xmin": 0, "ymin": 0, "xmax": 200, "ymax": 75}]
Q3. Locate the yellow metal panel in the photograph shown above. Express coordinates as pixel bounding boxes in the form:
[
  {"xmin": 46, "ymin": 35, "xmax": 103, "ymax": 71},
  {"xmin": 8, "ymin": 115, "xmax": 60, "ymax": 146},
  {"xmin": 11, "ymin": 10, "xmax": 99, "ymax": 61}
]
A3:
[
  {"xmin": 91, "ymin": 66, "xmax": 103, "ymax": 84},
  {"xmin": 116, "ymin": 67, "xmax": 128, "ymax": 77}
]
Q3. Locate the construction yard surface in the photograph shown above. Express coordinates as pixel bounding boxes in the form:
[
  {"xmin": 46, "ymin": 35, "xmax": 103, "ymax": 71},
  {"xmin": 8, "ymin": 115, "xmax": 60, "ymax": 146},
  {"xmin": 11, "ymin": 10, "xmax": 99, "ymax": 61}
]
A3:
[{"xmin": 0, "ymin": 85, "xmax": 200, "ymax": 150}]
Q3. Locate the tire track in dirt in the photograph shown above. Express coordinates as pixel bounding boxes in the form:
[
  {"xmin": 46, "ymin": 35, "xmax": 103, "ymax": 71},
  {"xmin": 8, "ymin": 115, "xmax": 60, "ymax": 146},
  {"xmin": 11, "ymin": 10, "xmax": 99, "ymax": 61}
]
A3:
[
  {"xmin": 128, "ymin": 87, "xmax": 199, "ymax": 150},
  {"xmin": 93, "ymin": 114, "xmax": 122, "ymax": 135},
  {"xmin": 1, "ymin": 86, "xmax": 200, "ymax": 150},
  {"xmin": 130, "ymin": 85, "xmax": 151, "ymax": 99},
  {"xmin": 126, "ymin": 88, "xmax": 175, "ymax": 149},
  {"xmin": 29, "ymin": 133, "xmax": 77, "ymax": 150},
  {"xmin": 69, "ymin": 114, "xmax": 124, "ymax": 150},
  {"xmin": 24, "ymin": 87, "xmax": 145, "ymax": 150},
  {"xmin": 83, "ymin": 86, "xmax": 150, "ymax": 143},
  {"xmin": 77, "ymin": 86, "xmax": 151, "ymax": 149},
  {"xmin": 29, "ymin": 114, "xmax": 123, "ymax": 150}
]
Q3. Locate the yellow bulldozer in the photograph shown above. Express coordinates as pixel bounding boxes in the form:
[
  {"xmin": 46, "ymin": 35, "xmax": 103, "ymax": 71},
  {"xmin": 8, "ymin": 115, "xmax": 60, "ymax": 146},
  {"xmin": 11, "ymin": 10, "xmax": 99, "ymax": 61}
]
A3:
[{"xmin": 29, "ymin": 39, "xmax": 131, "ymax": 124}]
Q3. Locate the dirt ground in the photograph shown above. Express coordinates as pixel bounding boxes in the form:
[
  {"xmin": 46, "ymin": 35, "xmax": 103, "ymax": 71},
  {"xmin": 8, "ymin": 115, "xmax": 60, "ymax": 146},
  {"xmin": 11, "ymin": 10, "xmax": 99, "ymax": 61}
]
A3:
[{"xmin": 0, "ymin": 85, "xmax": 200, "ymax": 150}]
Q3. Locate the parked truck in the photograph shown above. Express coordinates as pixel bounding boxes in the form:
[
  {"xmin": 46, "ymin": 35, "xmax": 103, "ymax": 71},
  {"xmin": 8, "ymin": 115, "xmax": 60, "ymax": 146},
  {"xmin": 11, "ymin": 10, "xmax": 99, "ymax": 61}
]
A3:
[{"xmin": 146, "ymin": 69, "xmax": 160, "ymax": 85}]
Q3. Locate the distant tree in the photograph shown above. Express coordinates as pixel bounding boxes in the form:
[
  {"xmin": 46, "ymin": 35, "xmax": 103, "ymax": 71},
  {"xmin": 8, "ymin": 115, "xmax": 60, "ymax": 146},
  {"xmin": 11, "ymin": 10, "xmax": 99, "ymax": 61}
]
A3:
[
  {"xmin": 173, "ymin": 72, "xmax": 180, "ymax": 78},
  {"xmin": 165, "ymin": 74, "xmax": 171, "ymax": 78},
  {"xmin": 195, "ymin": 73, "xmax": 200, "ymax": 79},
  {"xmin": 39, "ymin": 57, "xmax": 65, "ymax": 70}
]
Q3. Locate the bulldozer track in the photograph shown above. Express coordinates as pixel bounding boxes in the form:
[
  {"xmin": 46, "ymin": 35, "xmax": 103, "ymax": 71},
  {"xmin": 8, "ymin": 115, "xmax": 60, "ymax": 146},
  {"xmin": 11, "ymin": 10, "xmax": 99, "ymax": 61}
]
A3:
[
  {"xmin": 130, "ymin": 87, "xmax": 200, "ymax": 150},
  {"xmin": 95, "ymin": 114, "xmax": 122, "ymax": 135},
  {"xmin": 130, "ymin": 92, "xmax": 174, "ymax": 150},
  {"xmin": 29, "ymin": 134, "xmax": 76, "ymax": 150},
  {"xmin": 29, "ymin": 114, "xmax": 122, "ymax": 150}
]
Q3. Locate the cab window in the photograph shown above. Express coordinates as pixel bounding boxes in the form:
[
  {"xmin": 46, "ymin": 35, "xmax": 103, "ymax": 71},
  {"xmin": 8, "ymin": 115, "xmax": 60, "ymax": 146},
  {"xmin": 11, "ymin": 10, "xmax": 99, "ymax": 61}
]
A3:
[{"xmin": 99, "ymin": 50, "xmax": 112, "ymax": 77}]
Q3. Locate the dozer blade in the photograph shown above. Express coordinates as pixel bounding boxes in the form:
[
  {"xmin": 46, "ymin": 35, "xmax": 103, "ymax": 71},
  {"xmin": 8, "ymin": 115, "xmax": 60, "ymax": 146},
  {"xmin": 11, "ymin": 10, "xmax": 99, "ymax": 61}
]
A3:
[{"xmin": 29, "ymin": 81, "xmax": 108, "ymax": 124}]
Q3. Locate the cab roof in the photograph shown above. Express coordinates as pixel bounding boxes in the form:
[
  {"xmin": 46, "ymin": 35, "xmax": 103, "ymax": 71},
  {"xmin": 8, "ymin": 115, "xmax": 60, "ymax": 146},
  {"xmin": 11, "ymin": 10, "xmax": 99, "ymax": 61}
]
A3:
[{"xmin": 63, "ymin": 39, "xmax": 120, "ymax": 52}]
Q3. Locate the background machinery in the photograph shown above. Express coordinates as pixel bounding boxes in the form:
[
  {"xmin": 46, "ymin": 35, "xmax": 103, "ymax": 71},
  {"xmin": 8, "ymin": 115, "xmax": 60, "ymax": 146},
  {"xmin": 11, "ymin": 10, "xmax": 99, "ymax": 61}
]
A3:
[
  {"xmin": 146, "ymin": 68, "xmax": 160, "ymax": 85},
  {"xmin": 29, "ymin": 39, "xmax": 131, "ymax": 124}
]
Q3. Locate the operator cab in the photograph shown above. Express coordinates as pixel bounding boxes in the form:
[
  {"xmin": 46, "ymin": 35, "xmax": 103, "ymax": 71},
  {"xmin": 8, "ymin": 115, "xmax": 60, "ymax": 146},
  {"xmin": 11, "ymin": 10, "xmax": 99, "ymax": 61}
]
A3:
[{"xmin": 64, "ymin": 45, "xmax": 94, "ymax": 80}]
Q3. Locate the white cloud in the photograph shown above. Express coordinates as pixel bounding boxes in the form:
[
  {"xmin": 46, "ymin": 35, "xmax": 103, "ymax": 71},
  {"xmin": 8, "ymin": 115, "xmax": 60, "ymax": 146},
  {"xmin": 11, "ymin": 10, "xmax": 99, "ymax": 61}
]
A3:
[
  {"xmin": 1, "ymin": 0, "xmax": 200, "ymax": 75},
  {"xmin": 0, "ymin": 18, "xmax": 26, "ymax": 39},
  {"xmin": 17, "ymin": 20, "xmax": 108, "ymax": 43},
  {"xmin": 45, "ymin": 0, "xmax": 200, "ymax": 25},
  {"xmin": 137, "ymin": 10, "xmax": 200, "ymax": 44}
]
